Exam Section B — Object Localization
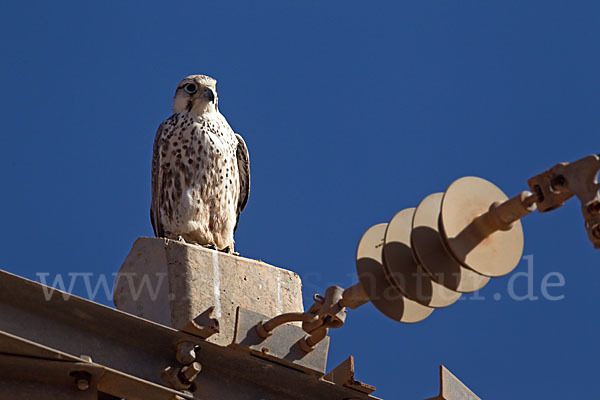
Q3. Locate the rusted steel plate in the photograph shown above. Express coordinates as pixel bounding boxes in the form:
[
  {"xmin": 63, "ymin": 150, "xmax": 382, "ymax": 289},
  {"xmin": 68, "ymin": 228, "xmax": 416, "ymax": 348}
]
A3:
[
  {"xmin": 324, "ymin": 356, "xmax": 375, "ymax": 394},
  {"xmin": 426, "ymin": 365, "xmax": 481, "ymax": 400},
  {"xmin": 232, "ymin": 307, "xmax": 329, "ymax": 376}
]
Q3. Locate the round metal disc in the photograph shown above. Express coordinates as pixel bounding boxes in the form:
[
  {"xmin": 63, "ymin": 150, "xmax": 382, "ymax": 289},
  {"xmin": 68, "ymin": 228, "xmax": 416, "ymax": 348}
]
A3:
[
  {"xmin": 383, "ymin": 208, "xmax": 461, "ymax": 308},
  {"xmin": 440, "ymin": 177, "xmax": 524, "ymax": 277},
  {"xmin": 412, "ymin": 193, "xmax": 490, "ymax": 292},
  {"xmin": 356, "ymin": 223, "xmax": 434, "ymax": 323}
]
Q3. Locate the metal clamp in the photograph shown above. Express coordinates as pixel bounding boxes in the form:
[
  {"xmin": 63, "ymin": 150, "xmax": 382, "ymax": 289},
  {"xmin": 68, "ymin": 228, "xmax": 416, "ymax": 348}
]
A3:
[
  {"xmin": 528, "ymin": 154, "xmax": 600, "ymax": 247},
  {"xmin": 255, "ymin": 284, "xmax": 367, "ymax": 353},
  {"xmin": 162, "ymin": 341, "xmax": 202, "ymax": 392}
]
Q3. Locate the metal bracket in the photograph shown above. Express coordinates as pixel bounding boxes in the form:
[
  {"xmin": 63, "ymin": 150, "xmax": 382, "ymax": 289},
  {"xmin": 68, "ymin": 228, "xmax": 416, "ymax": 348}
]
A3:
[
  {"xmin": 323, "ymin": 356, "xmax": 376, "ymax": 395},
  {"xmin": 426, "ymin": 365, "xmax": 481, "ymax": 400},
  {"xmin": 255, "ymin": 285, "xmax": 357, "ymax": 353},
  {"xmin": 231, "ymin": 307, "xmax": 330, "ymax": 376},
  {"xmin": 161, "ymin": 362, "xmax": 201, "ymax": 391},
  {"xmin": 181, "ymin": 306, "xmax": 220, "ymax": 339},
  {"xmin": 528, "ymin": 154, "xmax": 600, "ymax": 247}
]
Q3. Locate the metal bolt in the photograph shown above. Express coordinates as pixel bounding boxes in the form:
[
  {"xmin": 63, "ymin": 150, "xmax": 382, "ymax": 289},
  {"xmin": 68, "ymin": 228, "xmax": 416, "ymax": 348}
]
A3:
[
  {"xmin": 162, "ymin": 366, "xmax": 190, "ymax": 390},
  {"xmin": 179, "ymin": 361, "xmax": 202, "ymax": 383},
  {"xmin": 76, "ymin": 378, "xmax": 90, "ymax": 391},
  {"xmin": 70, "ymin": 371, "xmax": 92, "ymax": 391},
  {"xmin": 176, "ymin": 341, "xmax": 197, "ymax": 364}
]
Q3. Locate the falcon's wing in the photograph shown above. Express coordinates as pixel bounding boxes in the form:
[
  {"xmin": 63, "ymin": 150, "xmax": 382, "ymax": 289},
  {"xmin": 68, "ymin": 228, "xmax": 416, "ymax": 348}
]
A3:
[
  {"xmin": 234, "ymin": 133, "xmax": 250, "ymax": 231},
  {"xmin": 150, "ymin": 121, "xmax": 166, "ymax": 237}
]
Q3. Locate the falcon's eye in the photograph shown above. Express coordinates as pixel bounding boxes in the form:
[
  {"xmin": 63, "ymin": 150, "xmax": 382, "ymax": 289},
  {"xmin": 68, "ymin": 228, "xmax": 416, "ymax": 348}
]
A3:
[{"xmin": 184, "ymin": 83, "xmax": 197, "ymax": 94}]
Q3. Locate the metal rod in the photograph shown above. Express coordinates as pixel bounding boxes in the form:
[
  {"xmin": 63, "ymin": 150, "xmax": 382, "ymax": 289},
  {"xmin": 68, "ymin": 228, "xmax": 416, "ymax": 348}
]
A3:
[
  {"xmin": 339, "ymin": 282, "xmax": 369, "ymax": 310},
  {"xmin": 444, "ymin": 191, "xmax": 538, "ymax": 259},
  {"xmin": 299, "ymin": 326, "xmax": 329, "ymax": 353},
  {"xmin": 256, "ymin": 312, "xmax": 319, "ymax": 338},
  {"xmin": 305, "ymin": 327, "xmax": 328, "ymax": 347},
  {"xmin": 485, "ymin": 191, "xmax": 538, "ymax": 232}
]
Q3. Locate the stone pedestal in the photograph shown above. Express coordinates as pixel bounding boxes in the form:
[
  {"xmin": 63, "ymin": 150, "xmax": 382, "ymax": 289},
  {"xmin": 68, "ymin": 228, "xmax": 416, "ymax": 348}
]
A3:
[{"xmin": 113, "ymin": 237, "xmax": 304, "ymax": 346}]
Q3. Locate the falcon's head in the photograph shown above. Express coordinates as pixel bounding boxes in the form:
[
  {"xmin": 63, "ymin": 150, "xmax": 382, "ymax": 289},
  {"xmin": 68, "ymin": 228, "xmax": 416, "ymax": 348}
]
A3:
[{"xmin": 173, "ymin": 75, "xmax": 218, "ymax": 115}]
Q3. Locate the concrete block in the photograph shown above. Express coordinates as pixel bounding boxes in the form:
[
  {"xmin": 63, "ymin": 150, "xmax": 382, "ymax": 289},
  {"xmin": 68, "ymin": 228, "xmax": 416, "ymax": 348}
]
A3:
[{"xmin": 113, "ymin": 237, "xmax": 304, "ymax": 346}]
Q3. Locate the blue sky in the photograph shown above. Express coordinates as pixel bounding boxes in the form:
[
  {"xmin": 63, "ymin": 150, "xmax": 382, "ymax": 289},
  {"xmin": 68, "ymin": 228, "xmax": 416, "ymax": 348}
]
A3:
[{"xmin": 0, "ymin": 1, "xmax": 598, "ymax": 398}]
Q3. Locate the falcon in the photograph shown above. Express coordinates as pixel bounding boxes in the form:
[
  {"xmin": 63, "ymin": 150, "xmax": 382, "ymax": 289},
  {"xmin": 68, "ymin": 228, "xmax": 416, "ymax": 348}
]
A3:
[{"xmin": 151, "ymin": 75, "xmax": 250, "ymax": 253}]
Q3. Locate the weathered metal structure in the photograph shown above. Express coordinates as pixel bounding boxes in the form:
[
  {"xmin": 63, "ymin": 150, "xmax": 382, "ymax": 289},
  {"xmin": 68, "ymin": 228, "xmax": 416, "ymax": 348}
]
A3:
[
  {"xmin": 0, "ymin": 262, "xmax": 479, "ymax": 399},
  {"xmin": 0, "ymin": 154, "xmax": 597, "ymax": 399}
]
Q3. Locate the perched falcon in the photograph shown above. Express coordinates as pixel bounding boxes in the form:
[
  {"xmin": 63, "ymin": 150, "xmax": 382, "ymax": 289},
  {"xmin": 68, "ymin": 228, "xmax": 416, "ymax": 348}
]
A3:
[{"xmin": 151, "ymin": 75, "xmax": 250, "ymax": 253}]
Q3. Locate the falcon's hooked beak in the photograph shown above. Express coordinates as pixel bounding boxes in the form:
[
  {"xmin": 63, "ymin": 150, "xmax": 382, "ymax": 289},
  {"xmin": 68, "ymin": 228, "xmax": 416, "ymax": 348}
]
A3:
[{"xmin": 202, "ymin": 88, "xmax": 216, "ymax": 103}]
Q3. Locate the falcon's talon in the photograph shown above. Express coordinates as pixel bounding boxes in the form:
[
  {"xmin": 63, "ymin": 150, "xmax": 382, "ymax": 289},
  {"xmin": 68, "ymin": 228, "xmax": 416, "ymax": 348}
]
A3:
[
  {"xmin": 177, "ymin": 236, "xmax": 187, "ymax": 243},
  {"xmin": 220, "ymin": 246, "xmax": 236, "ymax": 254},
  {"xmin": 205, "ymin": 244, "xmax": 217, "ymax": 250}
]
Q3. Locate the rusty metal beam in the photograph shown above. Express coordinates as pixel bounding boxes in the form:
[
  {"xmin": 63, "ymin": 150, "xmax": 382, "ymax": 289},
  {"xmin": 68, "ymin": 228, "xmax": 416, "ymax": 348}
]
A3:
[
  {"xmin": 0, "ymin": 349, "xmax": 188, "ymax": 400},
  {"xmin": 0, "ymin": 269, "xmax": 379, "ymax": 400},
  {"xmin": 0, "ymin": 269, "xmax": 195, "ymax": 388}
]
